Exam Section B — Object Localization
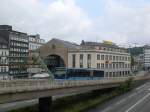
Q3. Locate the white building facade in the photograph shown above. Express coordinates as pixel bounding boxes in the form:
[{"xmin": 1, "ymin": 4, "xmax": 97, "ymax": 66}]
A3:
[
  {"xmin": 28, "ymin": 34, "xmax": 45, "ymax": 75},
  {"xmin": 28, "ymin": 34, "xmax": 45, "ymax": 51},
  {"xmin": 0, "ymin": 39, "xmax": 9, "ymax": 79},
  {"xmin": 144, "ymin": 46, "xmax": 150, "ymax": 70},
  {"xmin": 68, "ymin": 41, "xmax": 131, "ymax": 77}
]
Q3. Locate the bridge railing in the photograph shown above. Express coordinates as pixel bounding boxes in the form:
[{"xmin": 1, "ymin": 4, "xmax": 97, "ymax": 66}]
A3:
[
  {"xmin": 0, "ymin": 77, "xmax": 127, "ymax": 93},
  {"xmin": 0, "ymin": 75, "xmax": 149, "ymax": 94}
]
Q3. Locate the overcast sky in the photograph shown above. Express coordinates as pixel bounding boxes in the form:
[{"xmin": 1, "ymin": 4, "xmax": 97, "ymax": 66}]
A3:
[{"xmin": 1, "ymin": 0, "xmax": 150, "ymax": 46}]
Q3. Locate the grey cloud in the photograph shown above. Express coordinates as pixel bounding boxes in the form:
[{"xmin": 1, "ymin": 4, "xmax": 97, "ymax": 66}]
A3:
[{"xmin": 0, "ymin": 0, "xmax": 150, "ymax": 46}]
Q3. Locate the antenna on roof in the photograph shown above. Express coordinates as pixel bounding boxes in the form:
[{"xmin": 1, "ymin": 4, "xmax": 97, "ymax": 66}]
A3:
[{"xmin": 133, "ymin": 43, "xmax": 138, "ymax": 47}]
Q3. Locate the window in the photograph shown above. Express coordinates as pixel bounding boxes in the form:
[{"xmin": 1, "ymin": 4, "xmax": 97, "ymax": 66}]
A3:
[
  {"xmin": 97, "ymin": 54, "xmax": 100, "ymax": 60},
  {"xmin": 72, "ymin": 54, "xmax": 76, "ymax": 68},
  {"xmin": 122, "ymin": 56, "xmax": 124, "ymax": 61},
  {"xmin": 97, "ymin": 63, "xmax": 100, "ymax": 69},
  {"xmin": 80, "ymin": 63, "xmax": 83, "ymax": 68},
  {"xmin": 101, "ymin": 55, "xmax": 104, "ymax": 60},
  {"xmin": 87, "ymin": 54, "xmax": 91, "ymax": 60},
  {"xmin": 125, "ymin": 57, "xmax": 127, "ymax": 61},
  {"xmin": 87, "ymin": 63, "xmax": 91, "ymax": 68},
  {"xmin": 80, "ymin": 54, "xmax": 83, "ymax": 68},
  {"xmin": 116, "ymin": 56, "xmax": 118, "ymax": 61},
  {"xmin": 101, "ymin": 63, "xmax": 104, "ymax": 69},
  {"xmin": 119, "ymin": 56, "xmax": 122, "ymax": 60},
  {"xmin": 119, "ymin": 63, "xmax": 122, "ymax": 68},
  {"xmin": 128, "ymin": 64, "xmax": 130, "ymax": 68},
  {"xmin": 1, "ymin": 67, "xmax": 3, "ymax": 72},
  {"xmin": 80, "ymin": 54, "xmax": 83, "ymax": 60},
  {"xmin": 113, "ymin": 56, "xmax": 115, "ymax": 60},
  {"xmin": 122, "ymin": 63, "xmax": 125, "ymax": 68},
  {"xmin": 87, "ymin": 54, "xmax": 91, "ymax": 68},
  {"xmin": 109, "ymin": 72, "xmax": 112, "ymax": 77},
  {"xmin": 105, "ymin": 63, "xmax": 108, "ymax": 69},
  {"xmin": 116, "ymin": 63, "xmax": 118, "ymax": 68},
  {"xmin": 3, "ymin": 67, "xmax": 6, "ymax": 72},
  {"xmin": 105, "ymin": 55, "xmax": 108, "ymax": 60},
  {"xmin": 109, "ymin": 64, "xmax": 112, "ymax": 69},
  {"xmin": 105, "ymin": 72, "xmax": 108, "ymax": 77},
  {"xmin": 113, "ymin": 63, "xmax": 115, "ymax": 69},
  {"xmin": 109, "ymin": 55, "xmax": 112, "ymax": 60}
]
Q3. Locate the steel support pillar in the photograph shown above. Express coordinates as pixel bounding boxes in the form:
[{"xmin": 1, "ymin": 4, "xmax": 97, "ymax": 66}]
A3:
[{"xmin": 39, "ymin": 96, "xmax": 52, "ymax": 112}]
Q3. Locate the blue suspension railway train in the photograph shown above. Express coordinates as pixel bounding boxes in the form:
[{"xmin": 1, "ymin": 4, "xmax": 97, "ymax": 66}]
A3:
[{"xmin": 54, "ymin": 67, "xmax": 104, "ymax": 80}]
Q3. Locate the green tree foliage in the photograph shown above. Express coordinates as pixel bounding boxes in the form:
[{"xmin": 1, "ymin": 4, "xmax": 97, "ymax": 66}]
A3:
[
  {"xmin": 117, "ymin": 77, "xmax": 133, "ymax": 93},
  {"xmin": 128, "ymin": 47, "xmax": 144, "ymax": 56}
]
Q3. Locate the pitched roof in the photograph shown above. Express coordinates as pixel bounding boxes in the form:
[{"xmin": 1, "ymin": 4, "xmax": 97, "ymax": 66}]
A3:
[{"xmin": 52, "ymin": 38, "xmax": 79, "ymax": 49}]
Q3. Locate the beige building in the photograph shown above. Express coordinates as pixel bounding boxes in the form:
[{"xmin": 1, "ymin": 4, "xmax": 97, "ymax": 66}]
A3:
[
  {"xmin": 68, "ymin": 41, "xmax": 131, "ymax": 77},
  {"xmin": 35, "ymin": 39, "xmax": 131, "ymax": 77}
]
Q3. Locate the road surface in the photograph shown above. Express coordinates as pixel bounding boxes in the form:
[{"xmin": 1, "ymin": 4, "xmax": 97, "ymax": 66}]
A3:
[
  {"xmin": 88, "ymin": 81, "xmax": 150, "ymax": 112},
  {"xmin": 1, "ymin": 81, "xmax": 150, "ymax": 112}
]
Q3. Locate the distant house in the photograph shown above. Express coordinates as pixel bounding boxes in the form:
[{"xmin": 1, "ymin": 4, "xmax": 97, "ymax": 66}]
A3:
[{"xmin": 144, "ymin": 45, "xmax": 150, "ymax": 70}]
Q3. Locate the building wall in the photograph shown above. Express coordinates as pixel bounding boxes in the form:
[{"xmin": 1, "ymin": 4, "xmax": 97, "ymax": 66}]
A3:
[
  {"xmin": 38, "ymin": 39, "xmax": 69, "ymax": 67},
  {"xmin": 28, "ymin": 35, "xmax": 46, "ymax": 75},
  {"xmin": 0, "ymin": 25, "xmax": 30, "ymax": 78},
  {"xmin": 68, "ymin": 52, "xmax": 97, "ymax": 68},
  {"xmin": 0, "ymin": 47, "xmax": 9, "ymax": 79},
  {"xmin": 68, "ymin": 50, "xmax": 131, "ymax": 77},
  {"xmin": 144, "ymin": 48, "xmax": 150, "ymax": 68},
  {"xmin": 9, "ymin": 31, "xmax": 29, "ymax": 77},
  {"xmin": 29, "ymin": 43, "xmax": 42, "ymax": 50},
  {"xmin": 28, "ymin": 34, "xmax": 45, "ymax": 51}
]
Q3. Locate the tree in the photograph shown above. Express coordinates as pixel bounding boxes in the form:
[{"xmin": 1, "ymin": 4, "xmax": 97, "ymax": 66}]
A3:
[{"xmin": 131, "ymin": 56, "xmax": 135, "ymax": 71}]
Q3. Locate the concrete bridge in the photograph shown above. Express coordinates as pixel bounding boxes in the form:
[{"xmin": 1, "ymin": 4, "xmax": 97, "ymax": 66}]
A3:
[{"xmin": 0, "ymin": 75, "xmax": 149, "ymax": 112}]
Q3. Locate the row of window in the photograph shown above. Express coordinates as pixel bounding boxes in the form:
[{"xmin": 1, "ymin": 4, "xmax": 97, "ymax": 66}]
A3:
[
  {"xmin": 9, "ymin": 70, "xmax": 27, "ymax": 75},
  {"xmin": 10, "ymin": 35, "xmax": 28, "ymax": 43},
  {"xmin": 0, "ymin": 51, "xmax": 8, "ymax": 56},
  {"xmin": 72, "ymin": 54, "xmax": 130, "ymax": 69},
  {"xmin": 11, "ymin": 42, "xmax": 28, "ymax": 47},
  {"xmin": 82, "ymin": 46, "xmax": 127, "ymax": 53},
  {"xmin": 29, "ymin": 37, "xmax": 45, "ymax": 44},
  {"xmin": 9, "ymin": 59, "xmax": 27, "ymax": 63},
  {"xmin": 105, "ymin": 71, "xmax": 130, "ymax": 77},
  {"xmin": 9, "ymin": 65, "xmax": 27, "ymax": 69},
  {"xmin": 29, "ymin": 44, "xmax": 41, "ymax": 50},
  {"xmin": 0, "ymin": 66, "xmax": 8, "ymax": 73},
  {"xmin": 10, "ymin": 53, "xmax": 28, "ymax": 57},
  {"xmin": 79, "ymin": 62, "xmax": 91, "ymax": 68},
  {"xmin": 97, "ymin": 63, "xmax": 130, "ymax": 69},
  {"xmin": 78, "ymin": 54, "xmax": 130, "ymax": 62},
  {"xmin": 97, "ymin": 54, "xmax": 130, "ymax": 61},
  {"xmin": 0, "ymin": 44, "xmax": 8, "ymax": 49},
  {"xmin": 95, "ymin": 46, "xmax": 127, "ymax": 53},
  {"xmin": 0, "ymin": 58, "xmax": 8, "ymax": 64},
  {"xmin": 79, "ymin": 54, "xmax": 91, "ymax": 60},
  {"xmin": 73, "ymin": 54, "xmax": 92, "ymax": 68},
  {"xmin": 10, "ymin": 48, "xmax": 28, "ymax": 52}
]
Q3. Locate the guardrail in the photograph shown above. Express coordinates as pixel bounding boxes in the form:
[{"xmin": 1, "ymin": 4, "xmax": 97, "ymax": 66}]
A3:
[{"xmin": 0, "ymin": 75, "xmax": 149, "ymax": 94}]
